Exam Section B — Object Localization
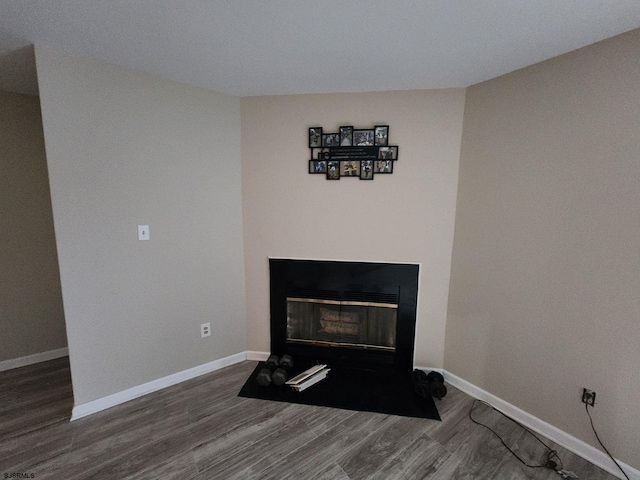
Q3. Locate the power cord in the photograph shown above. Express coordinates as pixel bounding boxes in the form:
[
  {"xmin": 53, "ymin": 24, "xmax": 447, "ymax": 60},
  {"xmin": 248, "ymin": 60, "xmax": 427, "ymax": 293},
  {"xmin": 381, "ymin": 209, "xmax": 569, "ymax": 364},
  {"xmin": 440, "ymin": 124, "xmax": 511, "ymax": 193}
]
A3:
[
  {"xmin": 584, "ymin": 402, "xmax": 630, "ymax": 480},
  {"xmin": 469, "ymin": 399, "xmax": 564, "ymax": 472}
]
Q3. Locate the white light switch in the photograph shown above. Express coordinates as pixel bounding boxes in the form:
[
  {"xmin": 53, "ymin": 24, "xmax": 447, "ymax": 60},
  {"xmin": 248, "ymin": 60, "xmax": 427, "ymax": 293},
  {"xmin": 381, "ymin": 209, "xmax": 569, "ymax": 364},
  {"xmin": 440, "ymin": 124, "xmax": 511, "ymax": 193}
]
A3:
[{"xmin": 138, "ymin": 225, "xmax": 150, "ymax": 241}]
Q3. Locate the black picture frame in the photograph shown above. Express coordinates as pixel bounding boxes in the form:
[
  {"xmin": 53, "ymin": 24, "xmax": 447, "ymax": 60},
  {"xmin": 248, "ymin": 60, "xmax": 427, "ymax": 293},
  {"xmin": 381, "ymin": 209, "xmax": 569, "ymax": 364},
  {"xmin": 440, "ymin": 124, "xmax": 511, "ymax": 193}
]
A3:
[
  {"xmin": 374, "ymin": 159, "xmax": 393, "ymax": 174},
  {"xmin": 340, "ymin": 160, "xmax": 360, "ymax": 177},
  {"xmin": 353, "ymin": 129, "xmax": 374, "ymax": 146},
  {"xmin": 310, "ymin": 160, "xmax": 327, "ymax": 173},
  {"xmin": 308, "ymin": 125, "xmax": 399, "ymax": 181},
  {"xmin": 309, "ymin": 127, "xmax": 322, "ymax": 148},
  {"xmin": 360, "ymin": 160, "xmax": 374, "ymax": 180},
  {"xmin": 326, "ymin": 161, "xmax": 340, "ymax": 180},
  {"xmin": 374, "ymin": 125, "xmax": 389, "ymax": 146},
  {"xmin": 378, "ymin": 146, "xmax": 398, "ymax": 160},
  {"xmin": 322, "ymin": 133, "xmax": 340, "ymax": 147},
  {"xmin": 339, "ymin": 126, "xmax": 353, "ymax": 146}
]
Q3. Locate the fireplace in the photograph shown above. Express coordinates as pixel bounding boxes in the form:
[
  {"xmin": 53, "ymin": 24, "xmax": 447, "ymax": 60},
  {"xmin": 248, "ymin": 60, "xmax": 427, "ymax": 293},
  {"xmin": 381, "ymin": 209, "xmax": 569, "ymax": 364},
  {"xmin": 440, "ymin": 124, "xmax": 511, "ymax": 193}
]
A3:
[{"xmin": 269, "ymin": 259, "xmax": 419, "ymax": 373}]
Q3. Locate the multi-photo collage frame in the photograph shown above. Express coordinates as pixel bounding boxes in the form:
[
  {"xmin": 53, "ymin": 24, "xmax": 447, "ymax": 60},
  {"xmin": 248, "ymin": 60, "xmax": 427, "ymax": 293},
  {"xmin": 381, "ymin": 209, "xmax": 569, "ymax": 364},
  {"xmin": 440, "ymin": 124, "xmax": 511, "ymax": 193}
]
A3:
[{"xmin": 308, "ymin": 125, "xmax": 398, "ymax": 180}]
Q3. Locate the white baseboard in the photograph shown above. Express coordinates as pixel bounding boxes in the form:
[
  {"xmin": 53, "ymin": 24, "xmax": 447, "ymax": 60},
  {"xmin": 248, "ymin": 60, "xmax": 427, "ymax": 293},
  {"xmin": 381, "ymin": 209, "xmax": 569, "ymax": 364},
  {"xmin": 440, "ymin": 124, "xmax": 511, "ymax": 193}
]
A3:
[
  {"xmin": 0, "ymin": 347, "xmax": 69, "ymax": 372},
  {"xmin": 444, "ymin": 371, "xmax": 639, "ymax": 480},
  {"xmin": 71, "ymin": 351, "xmax": 247, "ymax": 421},
  {"xmin": 246, "ymin": 351, "xmax": 270, "ymax": 361}
]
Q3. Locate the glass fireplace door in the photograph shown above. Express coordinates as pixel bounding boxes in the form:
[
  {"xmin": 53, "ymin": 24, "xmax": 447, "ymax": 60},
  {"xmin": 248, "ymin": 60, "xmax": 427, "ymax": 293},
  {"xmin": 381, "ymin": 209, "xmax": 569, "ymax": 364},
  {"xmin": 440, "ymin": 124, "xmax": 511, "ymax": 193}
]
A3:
[{"xmin": 286, "ymin": 297, "xmax": 397, "ymax": 352}]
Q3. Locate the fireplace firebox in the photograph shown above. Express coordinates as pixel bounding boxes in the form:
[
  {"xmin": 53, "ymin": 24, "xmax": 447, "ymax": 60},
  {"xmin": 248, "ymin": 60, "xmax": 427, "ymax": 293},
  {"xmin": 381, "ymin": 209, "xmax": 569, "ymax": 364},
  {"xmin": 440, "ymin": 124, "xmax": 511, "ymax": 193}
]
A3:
[{"xmin": 270, "ymin": 259, "xmax": 419, "ymax": 373}]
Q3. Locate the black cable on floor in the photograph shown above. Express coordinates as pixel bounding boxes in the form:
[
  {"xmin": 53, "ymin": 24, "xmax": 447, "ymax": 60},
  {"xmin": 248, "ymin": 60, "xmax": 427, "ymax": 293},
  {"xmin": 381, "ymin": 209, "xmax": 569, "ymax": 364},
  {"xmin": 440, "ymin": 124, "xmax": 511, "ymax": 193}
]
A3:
[
  {"xmin": 469, "ymin": 399, "xmax": 563, "ymax": 471},
  {"xmin": 584, "ymin": 403, "xmax": 630, "ymax": 480}
]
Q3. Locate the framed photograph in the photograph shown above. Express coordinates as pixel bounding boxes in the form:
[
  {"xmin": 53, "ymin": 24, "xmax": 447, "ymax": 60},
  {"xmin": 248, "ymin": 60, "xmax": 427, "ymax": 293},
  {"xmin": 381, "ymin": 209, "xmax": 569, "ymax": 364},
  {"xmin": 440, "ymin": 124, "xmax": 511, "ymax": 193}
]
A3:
[
  {"xmin": 339, "ymin": 126, "xmax": 353, "ymax": 146},
  {"xmin": 326, "ymin": 161, "xmax": 340, "ymax": 180},
  {"xmin": 360, "ymin": 160, "xmax": 374, "ymax": 180},
  {"xmin": 340, "ymin": 160, "xmax": 360, "ymax": 177},
  {"xmin": 322, "ymin": 133, "xmax": 340, "ymax": 147},
  {"xmin": 309, "ymin": 127, "xmax": 322, "ymax": 148},
  {"xmin": 374, "ymin": 159, "xmax": 393, "ymax": 174},
  {"xmin": 378, "ymin": 146, "xmax": 398, "ymax": 160},
  {"xmin": 310, "ymin": 160, "xmax": 327, "ymax": 173},
  {"xmin": 353, "ymin": 129, "xmax": 374, "ymax": 146},
  {"xmin": 374, "ymin": 125, "xmax": 389, "ymax": 146}
]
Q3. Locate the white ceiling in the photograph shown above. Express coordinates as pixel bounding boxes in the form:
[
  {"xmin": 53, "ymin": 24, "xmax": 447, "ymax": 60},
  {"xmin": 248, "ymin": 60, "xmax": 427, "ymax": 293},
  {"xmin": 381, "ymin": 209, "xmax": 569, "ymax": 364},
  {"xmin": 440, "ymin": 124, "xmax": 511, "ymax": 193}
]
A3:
[{"xmin": 1, "ymin": 0, "xmax": 640, "ymax": 97}]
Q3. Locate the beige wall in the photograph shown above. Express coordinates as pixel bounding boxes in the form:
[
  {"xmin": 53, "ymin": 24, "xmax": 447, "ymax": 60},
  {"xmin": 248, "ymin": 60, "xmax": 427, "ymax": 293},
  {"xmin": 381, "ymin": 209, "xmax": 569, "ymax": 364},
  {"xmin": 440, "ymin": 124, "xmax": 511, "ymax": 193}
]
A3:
[
  {"xmin": 241, "ymin": 89, "xmax": 465, "ymax": 368},
  {"xmin": 35, "ymin": 47, "xmax": 247, "ymax": 405},
  {"xmin": 446, "ymin": 29, "xmax": 640, "ymax": 467},
  {"xmin": 0, "ymin": 90, "xmax": 67, "ymax": 362}
]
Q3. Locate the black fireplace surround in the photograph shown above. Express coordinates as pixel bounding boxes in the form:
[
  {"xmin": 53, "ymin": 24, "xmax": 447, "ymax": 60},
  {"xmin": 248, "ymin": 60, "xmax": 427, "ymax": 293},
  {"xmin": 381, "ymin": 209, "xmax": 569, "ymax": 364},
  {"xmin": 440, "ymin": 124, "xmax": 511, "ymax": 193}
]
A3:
[{"xmin": 269, "ymin": 259, "xmax": 419, "ymax": 373}]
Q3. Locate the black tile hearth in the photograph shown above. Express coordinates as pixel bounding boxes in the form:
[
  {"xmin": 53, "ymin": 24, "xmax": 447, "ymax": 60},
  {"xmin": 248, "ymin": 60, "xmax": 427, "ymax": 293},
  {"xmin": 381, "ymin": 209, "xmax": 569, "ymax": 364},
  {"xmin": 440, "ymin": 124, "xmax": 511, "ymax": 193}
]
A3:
[{"xmin": 238, "ymin": 362, "xmax": 441, "ymax": 421}]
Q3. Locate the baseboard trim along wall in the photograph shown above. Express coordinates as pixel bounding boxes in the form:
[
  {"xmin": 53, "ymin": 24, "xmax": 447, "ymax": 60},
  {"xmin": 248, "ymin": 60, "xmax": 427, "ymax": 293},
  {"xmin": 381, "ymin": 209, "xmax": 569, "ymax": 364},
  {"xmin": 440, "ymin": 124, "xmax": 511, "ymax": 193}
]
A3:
[
  {"xmin": 443, "ymin": 371, "xmax": 639, "ymax": 480},
  {"xmin": 71, "ymin": 351, "xmax": 247, "ymax": 421},
  {"xmin": 246, "ymin": 351, "xmax": 270, "ymax": 361},
  {"xmin": 0, "ymin": 347, "xmax": 69, "ymax": 372}
]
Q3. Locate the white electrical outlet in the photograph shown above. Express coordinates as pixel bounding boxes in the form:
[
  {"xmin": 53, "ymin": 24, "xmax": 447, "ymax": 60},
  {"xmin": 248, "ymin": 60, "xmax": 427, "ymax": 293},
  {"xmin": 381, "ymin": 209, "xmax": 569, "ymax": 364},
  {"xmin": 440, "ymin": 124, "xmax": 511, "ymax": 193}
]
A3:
[
  {"xmin": 138, "ymin": 225, "xmax": 150, "ymax": 241},
  {"xmin": 201, "ymin": 322, "xmax": 211, "ymax": 338}
]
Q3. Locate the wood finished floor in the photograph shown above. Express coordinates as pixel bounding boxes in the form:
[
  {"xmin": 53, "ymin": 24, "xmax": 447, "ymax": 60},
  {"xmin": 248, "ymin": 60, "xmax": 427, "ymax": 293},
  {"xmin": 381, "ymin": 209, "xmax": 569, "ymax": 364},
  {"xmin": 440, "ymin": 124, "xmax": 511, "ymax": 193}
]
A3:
[{"xmin": 0, "ymin": 357, "xmax": 617, "ymax": 479}]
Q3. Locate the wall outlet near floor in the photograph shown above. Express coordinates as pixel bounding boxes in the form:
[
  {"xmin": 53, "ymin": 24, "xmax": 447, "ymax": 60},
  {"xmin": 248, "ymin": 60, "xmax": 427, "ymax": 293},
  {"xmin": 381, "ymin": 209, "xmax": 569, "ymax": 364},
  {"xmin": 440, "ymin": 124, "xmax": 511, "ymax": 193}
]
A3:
[
  {"xmin": 201, "ymin": 322, "xmax": 211, "ymax": 338},
  {"xmin": 582, "ymin": 388, "xmax": 596, "ymax": 406}
]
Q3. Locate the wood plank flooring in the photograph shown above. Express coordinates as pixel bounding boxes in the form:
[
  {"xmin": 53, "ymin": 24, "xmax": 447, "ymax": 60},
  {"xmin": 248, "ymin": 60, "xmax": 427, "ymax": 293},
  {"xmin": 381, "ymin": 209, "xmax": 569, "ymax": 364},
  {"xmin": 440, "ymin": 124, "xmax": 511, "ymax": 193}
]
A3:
[{"xmin": 0, "ymin": 357, "xmax": 618, "ymax": 479}]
